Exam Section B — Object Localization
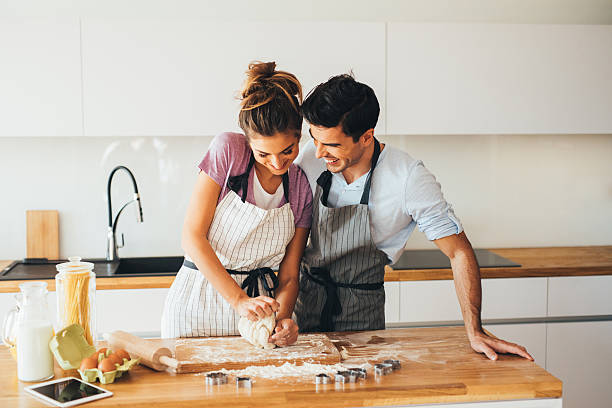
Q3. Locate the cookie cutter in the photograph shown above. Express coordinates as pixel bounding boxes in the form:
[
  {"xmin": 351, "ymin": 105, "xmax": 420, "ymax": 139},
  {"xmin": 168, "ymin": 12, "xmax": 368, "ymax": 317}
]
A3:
[
  {"xmin": 335, "ymin": 370, "xmax": 358, "ymax": 383},
  {"xmin": 315, "ymin": 373, "xmax": 332, "ymax": 384},
  {"xmin": 347, "ymin": 367, "xmax": 367, "ymax": 379},
  {"xmin": 205, "ymin": 372, "xmax": 228, "ymax": 385},
  {"xmin": 383, "ymin": 359, "xmax": 401, "ymax": 370},
  {"xmin": 374, "ymin": 363, "xmax": 393, "ymax": 376},
  {"xmin": 236, "ymin": 376, "xmax": 252, "ymax": 388}
]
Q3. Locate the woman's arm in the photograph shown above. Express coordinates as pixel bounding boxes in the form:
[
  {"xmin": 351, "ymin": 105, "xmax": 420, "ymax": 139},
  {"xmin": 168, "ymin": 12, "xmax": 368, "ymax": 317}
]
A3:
[
  {"xmin": 269, "ymin": 226, "xmax": 309, "ymax": 346},
  {"xmin": 182, "ymin": 171, "xmax": 279, "ymax": 321}
]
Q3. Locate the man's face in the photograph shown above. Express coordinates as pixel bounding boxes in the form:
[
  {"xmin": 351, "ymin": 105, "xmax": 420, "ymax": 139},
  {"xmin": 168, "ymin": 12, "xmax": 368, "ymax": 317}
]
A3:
[{"xmin": 309, "ymin": 124, "xmax": 365, "ymax": 174}]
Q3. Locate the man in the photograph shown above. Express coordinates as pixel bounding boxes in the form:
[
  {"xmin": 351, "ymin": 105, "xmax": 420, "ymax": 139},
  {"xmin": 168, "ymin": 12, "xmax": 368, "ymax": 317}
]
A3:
[{"xmin": 294, "ymin": 74, "xmax": 532, "ymax": 361}]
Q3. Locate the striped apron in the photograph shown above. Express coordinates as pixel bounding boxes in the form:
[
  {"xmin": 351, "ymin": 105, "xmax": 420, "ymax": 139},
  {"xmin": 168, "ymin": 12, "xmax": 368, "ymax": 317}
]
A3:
[
  {"xmin": 161, "ymin": 156, "xmax": 295, "ymax": 338},
  {"xmin": 294, "ymin": 140, "xmax": 390, "ymax": 332}
]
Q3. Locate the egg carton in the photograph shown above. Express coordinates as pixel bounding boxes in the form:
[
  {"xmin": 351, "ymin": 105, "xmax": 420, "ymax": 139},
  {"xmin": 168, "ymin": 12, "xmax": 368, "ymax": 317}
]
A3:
[{"xmin": 78, "ymin": 356, "xmax": 140, "ymax": 384}]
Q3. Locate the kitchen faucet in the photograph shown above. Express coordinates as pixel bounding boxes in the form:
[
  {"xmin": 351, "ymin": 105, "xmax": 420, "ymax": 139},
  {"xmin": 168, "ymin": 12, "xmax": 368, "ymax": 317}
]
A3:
[{"xmin": 106, "ymin": 165, "xmax": 143, "ymax": 261}]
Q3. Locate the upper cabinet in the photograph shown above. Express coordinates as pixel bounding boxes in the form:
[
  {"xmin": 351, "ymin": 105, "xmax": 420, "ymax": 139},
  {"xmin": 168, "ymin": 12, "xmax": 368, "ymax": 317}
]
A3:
[
  {"xmin": 0, "ymin": 18, "xmax": 82, "ymax": 137},
  {"xmin": 387, "ymin": 23, "xmax": 612, "ymax": 135},
  {"xmin": 81, "ymin": 20, "xmax": 386, "ymax": 137},
  {"xmin": 5, "ymin": 19, "xmax": 610, "ymax": 137}
]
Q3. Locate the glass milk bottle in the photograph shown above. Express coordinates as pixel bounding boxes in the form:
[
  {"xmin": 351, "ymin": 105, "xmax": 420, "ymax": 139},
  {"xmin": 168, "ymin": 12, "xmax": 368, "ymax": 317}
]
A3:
[
  {"xmin": 55, "ymin": 257, "xmax": 96, "ymax": 346},
  {"xmin": 7, "ymin": 282, "xmax": 55, "ymax": 382}
]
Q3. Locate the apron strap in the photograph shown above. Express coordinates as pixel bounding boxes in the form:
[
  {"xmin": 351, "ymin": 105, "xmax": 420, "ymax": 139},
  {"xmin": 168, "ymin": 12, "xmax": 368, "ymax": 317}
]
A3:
[
  {"xmin": 227, "ymin": 154, "xmax": 291, "ymax": 204},
  {"xmin": 281, "ymin": 171, "xmax": 290, "ymax": 203},
  {"xmin": 317, "ymin": 138, "xmax": 382, "ymax": 206},
  {"xmin": 315, "ymin": 171, "xmax": 333, "ymax": 206},
  {"xmin": 229, "ymin": 268, "xmax": 279, "ymax": 298},
  {"xmin": 227, "ymin": 155, "xmax": 256, "ymax": 202},
  {"xmin": 360, "ymin": 138, "xmax": 382, "ymax": 205},
  {"xmin": 303, "ymin": 266, "xmax": 384, "ymax": 332},
  {"xmin": 182, "ymin": 259, "xmax": 279, "ymax": 298}
]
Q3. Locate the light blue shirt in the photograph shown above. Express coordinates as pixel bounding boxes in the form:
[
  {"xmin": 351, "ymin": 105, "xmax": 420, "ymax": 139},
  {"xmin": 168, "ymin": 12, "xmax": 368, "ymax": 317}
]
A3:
[{"xmin": 295, "ymin": 140, "xmax": 463, "ymax": 264}]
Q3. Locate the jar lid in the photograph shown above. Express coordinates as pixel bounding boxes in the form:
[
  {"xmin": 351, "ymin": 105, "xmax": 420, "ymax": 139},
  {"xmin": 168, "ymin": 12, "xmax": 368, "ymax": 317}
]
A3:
[{"xmin": 56, "ymin": 256, "xmax": 95, "ymax": 274}]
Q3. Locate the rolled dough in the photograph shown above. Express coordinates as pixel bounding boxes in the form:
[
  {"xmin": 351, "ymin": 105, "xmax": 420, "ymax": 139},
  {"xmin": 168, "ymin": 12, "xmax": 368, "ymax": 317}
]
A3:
[{"xmin": 238, "ymin": 313, "xmax": 276, "ymax": 349}]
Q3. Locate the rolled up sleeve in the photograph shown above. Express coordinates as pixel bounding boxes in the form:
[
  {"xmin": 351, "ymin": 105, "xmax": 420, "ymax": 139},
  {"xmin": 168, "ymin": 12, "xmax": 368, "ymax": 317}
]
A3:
[{"xmin": 403, "ymin": 161, "xmax": 463, "ymax": 241}]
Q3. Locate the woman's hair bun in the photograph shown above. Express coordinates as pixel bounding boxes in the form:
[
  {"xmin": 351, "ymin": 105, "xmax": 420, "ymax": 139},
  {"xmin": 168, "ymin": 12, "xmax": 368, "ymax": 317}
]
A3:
[
  {"xmin": 238, "ymin": 61, "xmax": 303, "ymax": 137},
  {"xmin": 245, "ymin": 61, "xmax": 276, "ymax": 81}
]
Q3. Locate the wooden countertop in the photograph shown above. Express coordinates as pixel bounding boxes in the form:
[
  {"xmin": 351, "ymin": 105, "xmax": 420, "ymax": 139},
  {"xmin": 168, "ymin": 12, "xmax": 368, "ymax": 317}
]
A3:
[
  {"xmin": 385, "ymin": 245, "xmax": 612, "ymax": 281},
  {"xmin": 1, "ymin": 246, "xmax": 611, "ymax": 293},
  {"xmin": 0, "ymin": 327, "xmax": 562, "ymax": 407}
]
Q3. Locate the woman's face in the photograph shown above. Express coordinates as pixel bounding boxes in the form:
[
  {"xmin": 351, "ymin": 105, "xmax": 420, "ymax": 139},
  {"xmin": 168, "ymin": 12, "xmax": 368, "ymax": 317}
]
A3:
[{"xmin": 248, "ymin": 130, "xmax": 301, "ymax": 176}]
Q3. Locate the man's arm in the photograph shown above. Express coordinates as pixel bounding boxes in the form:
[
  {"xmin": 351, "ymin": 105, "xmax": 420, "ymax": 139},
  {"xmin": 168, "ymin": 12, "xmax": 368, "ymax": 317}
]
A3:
[{"xmin": 433, "ymin": 232, "xmax": 534, "ymax": 361}]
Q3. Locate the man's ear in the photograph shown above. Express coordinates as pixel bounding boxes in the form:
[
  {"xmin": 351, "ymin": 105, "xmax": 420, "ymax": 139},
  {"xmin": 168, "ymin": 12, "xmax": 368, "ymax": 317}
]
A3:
[{"xmin": 360, "ymin": 129, "xmax": 375, "ymax": 146}]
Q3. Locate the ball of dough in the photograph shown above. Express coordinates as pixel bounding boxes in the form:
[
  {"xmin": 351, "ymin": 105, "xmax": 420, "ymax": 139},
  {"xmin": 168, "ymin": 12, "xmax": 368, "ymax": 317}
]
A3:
[{"xmin": 238, "ymin": 313, "xmax": 276, "ymax": 349}]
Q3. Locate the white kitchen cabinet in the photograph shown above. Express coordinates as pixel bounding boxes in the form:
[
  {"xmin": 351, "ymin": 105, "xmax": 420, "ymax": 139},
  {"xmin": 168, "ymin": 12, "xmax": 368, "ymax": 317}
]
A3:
[
  {"xmin": 387, "ymin": 23, "xmax": 612, "ymax": 135},
  {"xmin": 399, "ymin": 279, "xmax": 461, "ymax": 322},
  {"xmin": 399, "ymin": 278, "xmax": 547, "ymax": 323},
  {"xmin": 0, "ymin": 290, "xmax": 58, "ymax": 329},
  {"xmin": 481, "ymin": 278, "xmax": 547, "ymax": 319},
  {"xmin": 483, "ymin": 323, "xmax": 547, "ymax": 367},
  {"xmin": 0, "ymin": 292, "xmax": 16, "ymax": 322},
  {"xmin": 96, "ymin": 288, "xmax": 168, "ymax": 336},
  {"xmin": 548, "ymin": 276, "xmax": 612, "ymax": 316},
  {"xmin": 0, "ymin": 18, "xmax": 82, "ymax": 137},
  {"xmin": 384, "ymin": 282, "xmax": 400, "ymax": 324},
  {"xmin": 392, "ymin": 400, "xmax": 561, "ymax": 408},
  {"xmin": 547, "ymin": 321, "xmax": 612, "ymax": 408},
  {"xmin": 81, "ymin": 20, "xmax": 385, "ymax": 137}
]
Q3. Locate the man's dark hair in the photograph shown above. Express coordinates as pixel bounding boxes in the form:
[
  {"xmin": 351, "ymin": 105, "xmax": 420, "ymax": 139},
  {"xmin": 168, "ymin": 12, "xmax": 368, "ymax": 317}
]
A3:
[{"xmin": 302, "ymin": 74, "xmax": 379, "ymax": 142}]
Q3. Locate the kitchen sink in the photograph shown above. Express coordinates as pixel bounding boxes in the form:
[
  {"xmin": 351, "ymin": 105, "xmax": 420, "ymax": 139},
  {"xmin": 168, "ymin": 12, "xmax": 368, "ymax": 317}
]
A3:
[
  {"xmin": 113, "ymin": 256, "xmax": 184, "ymax": 275},
  {"xmin": 0, "ymin": 256, "xmax": 184, "ymax": 280}
]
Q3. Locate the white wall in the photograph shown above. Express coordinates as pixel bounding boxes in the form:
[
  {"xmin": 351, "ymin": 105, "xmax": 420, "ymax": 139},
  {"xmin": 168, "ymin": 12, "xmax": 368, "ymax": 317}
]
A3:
[
  {"xmin": 0, "ymin": 133, "xmax": 610, "ymax": 260},
  {"xmin": 3, "ymin": 0, "xmax": 612, "ymax": 25},
  {"xmin": 0, "ymin": 2, "xmax": 611, "ymax": 259}
]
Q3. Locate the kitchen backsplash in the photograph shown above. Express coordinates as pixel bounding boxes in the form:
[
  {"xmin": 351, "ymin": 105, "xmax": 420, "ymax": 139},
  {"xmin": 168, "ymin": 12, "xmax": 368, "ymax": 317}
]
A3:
[{"xmin": 0, "ymin": 133, "xmax": 610, "ymax": 260}]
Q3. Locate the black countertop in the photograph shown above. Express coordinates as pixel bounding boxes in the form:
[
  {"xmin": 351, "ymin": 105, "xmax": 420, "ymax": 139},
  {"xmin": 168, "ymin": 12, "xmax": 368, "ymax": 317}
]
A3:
[
  {"xmin": 1, "ymin": 250, "xmax": 519, "ymax": 282},
  {"xmin": 0, "ymin": 257, "xmax": 183, "ymax": 281}
]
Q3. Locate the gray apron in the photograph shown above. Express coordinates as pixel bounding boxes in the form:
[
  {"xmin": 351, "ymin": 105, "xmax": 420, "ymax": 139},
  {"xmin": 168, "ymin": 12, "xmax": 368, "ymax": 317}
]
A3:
[{"xmin": 295, "ymin": 140, "xmax": 390, "ymax": 332}]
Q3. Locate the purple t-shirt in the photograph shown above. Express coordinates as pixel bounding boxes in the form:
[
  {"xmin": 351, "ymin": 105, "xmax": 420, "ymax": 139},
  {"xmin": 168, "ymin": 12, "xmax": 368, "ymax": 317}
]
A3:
[{"xmin": 198, "ymin": 132, "xmax": 313, "ymax": 229}]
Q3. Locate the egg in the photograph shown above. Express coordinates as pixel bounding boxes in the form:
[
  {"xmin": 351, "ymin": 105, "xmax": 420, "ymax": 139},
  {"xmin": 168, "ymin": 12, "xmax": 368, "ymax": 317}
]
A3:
[
  {"xmin": 98, "ymin": 357, "xmax": 116, "ymax": 373},
  {"xmin": 108, "ymin": 353, "xmax": 123, "ymax": 366},
  {"xmin": 113, "ymin": 349, "xmax": 130, "ymax": 362},
  {"xmin": 79, "ymin": 356, "xmax": 98, "ymax": 371},
  {"xmin": 90, "ymin": 347, "xmax": 108, "ymax": 361}
]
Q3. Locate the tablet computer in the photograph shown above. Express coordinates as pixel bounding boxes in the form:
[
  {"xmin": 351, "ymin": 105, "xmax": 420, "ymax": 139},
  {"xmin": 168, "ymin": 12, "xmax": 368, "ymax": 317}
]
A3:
[{"xmin": 25, "ymin": 377, "xmax": 113, "ymax": 407}]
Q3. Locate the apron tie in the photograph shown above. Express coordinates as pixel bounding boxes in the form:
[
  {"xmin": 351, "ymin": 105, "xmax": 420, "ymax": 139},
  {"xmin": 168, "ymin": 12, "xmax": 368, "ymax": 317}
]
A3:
[
  {"xmin": 303, "ymin": 267, "xmax": 342, "ymax": 332},
  {"xmin": 182, "ymin": 259, "xmax": 279, "ymax": 298},
  {"xmin": 230, "ymin": 268, "xmax": 279, "ymax": 298},
  {"xmin": 303, "ymin": 266, "xmax": 384, "ymax": 332}
]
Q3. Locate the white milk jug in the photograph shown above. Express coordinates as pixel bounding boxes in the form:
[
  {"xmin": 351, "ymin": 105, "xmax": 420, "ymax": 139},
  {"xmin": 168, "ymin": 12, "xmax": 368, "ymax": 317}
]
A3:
[{"xmin": 2, "ymin": 281, "xmax": 55, "ymax": 382}]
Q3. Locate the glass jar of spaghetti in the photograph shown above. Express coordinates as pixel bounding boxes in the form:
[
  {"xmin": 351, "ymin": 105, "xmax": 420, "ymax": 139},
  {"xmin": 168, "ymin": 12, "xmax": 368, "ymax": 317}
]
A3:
[{"xmin": 55, "ymin": 257, "xmax": 96, "ymax": 346}]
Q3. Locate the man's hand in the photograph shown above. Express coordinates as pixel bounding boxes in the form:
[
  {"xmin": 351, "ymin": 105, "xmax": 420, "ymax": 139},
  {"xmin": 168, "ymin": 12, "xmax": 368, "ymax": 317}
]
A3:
[
  {"xmin": 269, "ymin": 318, "xmax": 299, "ymax": 347},
  {"xmin": 469, "ymin": 331, "xmax": 533, "ymax": 361}
]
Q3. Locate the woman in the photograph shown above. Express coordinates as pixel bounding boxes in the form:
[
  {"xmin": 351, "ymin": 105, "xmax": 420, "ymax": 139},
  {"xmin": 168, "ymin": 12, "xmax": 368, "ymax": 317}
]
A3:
[{"xmin": 161, "ymin": 62, "xmax": 312, "ymax": 347}]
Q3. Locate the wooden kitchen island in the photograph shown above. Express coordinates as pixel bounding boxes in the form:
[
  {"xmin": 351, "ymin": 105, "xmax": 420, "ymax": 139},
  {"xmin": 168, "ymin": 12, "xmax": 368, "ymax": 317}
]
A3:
[{"xmin": 0, "ymin": 327, "xmax": 562, "ymax": 408}]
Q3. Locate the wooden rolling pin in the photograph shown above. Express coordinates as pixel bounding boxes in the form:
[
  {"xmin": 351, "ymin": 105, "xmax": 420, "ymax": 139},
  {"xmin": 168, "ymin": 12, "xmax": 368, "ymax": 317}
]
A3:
[{"xmin": 103, "ymin": 331, "xmax": 179, "ymax": 371}]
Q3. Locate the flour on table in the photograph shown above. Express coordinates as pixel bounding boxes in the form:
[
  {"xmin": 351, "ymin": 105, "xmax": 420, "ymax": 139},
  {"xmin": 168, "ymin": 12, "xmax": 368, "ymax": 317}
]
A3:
[
  {"xmin": 202, "ymin": 361, "xmax": 369, "ymax": 382},
  {"xmin": 175, "ymin": 334, "xmax": 335, "ymax": 364}
]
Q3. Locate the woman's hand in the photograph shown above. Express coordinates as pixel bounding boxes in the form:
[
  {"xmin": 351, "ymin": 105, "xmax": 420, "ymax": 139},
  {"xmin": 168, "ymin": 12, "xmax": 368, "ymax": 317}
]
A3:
[
  {"xmin": 236, "ymin": 295, "xmax": 280, "ymax": 321},
  {"xmin": 269, "ymin": 318, "xmax": 299, "ymax": 347}
]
